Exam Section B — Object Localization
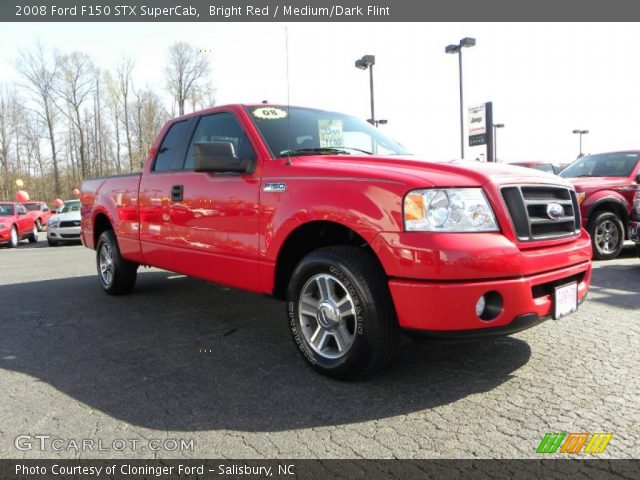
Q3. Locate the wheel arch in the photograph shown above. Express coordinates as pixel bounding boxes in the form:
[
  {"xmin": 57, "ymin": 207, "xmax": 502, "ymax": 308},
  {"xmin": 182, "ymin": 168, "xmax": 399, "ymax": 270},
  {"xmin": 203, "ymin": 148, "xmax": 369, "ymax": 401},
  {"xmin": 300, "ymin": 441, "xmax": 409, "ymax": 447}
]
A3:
[{"xmin": 272, "ymin": 220, "xmax": 385, "ymax": 300}]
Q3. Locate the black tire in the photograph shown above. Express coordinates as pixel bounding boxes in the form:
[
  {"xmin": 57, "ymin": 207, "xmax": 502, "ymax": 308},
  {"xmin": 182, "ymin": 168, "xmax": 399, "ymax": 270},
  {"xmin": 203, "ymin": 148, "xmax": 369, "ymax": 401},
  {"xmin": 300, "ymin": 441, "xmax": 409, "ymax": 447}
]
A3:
[
  {"xmin": 286, "ymin": 246, "xmax": 399, "ymax": 380},
  {"xmin": 28, "ymin": 224, "xmax": 38, "ymax": 243},
  {"xmin": 8, "ymin": 226, "xmax": 18, "ymax": 248},
  {"xmin": 587, "ymin": 211, "xmax": 624, "ymax": 260},
  {"xmin": 96, "ymin": 230, "xmax": 138, "ymax": 295},
  {"xmin": 47, "ymin": 237, "xmax": 58, "ymax": 246}
]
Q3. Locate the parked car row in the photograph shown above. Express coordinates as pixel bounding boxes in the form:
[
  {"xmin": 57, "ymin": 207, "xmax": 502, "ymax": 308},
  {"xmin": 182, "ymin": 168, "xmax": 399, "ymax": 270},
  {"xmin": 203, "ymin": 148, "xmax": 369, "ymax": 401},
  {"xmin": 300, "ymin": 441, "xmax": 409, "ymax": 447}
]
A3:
[
  {"xmin": 511, "ymin": 151, "xmax": 640, "ymax": 260},
  {"xmin": 0, "ymin": 199, "xmax": 81, "ymax": 248}
]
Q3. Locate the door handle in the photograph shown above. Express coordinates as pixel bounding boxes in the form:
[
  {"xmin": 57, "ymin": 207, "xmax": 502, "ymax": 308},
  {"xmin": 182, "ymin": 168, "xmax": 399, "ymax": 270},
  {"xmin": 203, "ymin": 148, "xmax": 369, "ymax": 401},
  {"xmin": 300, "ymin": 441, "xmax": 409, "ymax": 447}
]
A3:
[{"xmin": 171, "ymin": 185, "xmax": 184, "ymax": 202}]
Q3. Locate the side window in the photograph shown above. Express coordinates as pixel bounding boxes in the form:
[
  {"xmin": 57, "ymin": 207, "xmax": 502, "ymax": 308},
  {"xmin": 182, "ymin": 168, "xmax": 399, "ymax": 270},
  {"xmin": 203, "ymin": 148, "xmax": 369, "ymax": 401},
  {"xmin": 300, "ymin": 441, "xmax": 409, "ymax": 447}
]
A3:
[
  {"xmin": 16, "ymin": 204, "xmax": 26, "ymax": 215},
  {"xmin": 185, "ymin": 112, "xmax": 256, "ymax": 170},
  {"xmin": 153, "ymin": 120, "xmax": 190, "ymax": 172}
]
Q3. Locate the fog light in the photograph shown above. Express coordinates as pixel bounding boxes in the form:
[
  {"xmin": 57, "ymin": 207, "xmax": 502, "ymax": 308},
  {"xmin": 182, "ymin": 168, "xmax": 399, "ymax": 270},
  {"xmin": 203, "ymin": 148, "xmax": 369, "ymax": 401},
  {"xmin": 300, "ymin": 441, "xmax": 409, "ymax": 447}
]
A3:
[
  {"xmin": 476, "ymin": 291, "xmax": 504, "ymax": 321},
  {"xmin": 475, "ymin": 295, "xmax": 486, "ymax": 317}
]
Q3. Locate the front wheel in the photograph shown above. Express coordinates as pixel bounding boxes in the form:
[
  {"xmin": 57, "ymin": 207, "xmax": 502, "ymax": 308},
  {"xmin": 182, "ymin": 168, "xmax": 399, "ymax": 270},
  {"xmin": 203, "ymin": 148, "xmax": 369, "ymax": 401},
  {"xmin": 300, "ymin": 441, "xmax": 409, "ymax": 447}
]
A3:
[
  {"xmin": 28, "ymin": 224, "xmax": 38, "ymax": 243},
  {"xmin": 8, "ymin": 226, "xmax": 18, "ymax": 248},
  {"xmin": 96, "ymin": 230, "xmax": 138, "ymax": 295},
  {"xmin": 588, "ymin": 211, "xmax": 624, "ymax": 260},
  {"xmin": 286, "ymin": 246, "xmax": 399, "ymax": 380}
]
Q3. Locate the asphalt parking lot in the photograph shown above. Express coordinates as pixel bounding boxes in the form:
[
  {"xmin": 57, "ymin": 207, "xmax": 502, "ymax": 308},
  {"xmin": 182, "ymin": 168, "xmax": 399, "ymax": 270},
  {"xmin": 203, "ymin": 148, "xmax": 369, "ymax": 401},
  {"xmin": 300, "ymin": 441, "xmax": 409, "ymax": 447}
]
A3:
[{"xmin": 0, "ymin": 235, "xmax": 638, "ymax": 459}]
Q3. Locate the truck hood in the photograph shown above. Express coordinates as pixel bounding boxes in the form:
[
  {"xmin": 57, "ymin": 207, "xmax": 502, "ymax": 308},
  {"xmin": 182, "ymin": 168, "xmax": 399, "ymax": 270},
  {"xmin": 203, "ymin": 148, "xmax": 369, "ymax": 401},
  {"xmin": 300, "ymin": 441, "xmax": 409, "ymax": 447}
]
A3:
[
  {"xmin": 290, "ymin": 155, "xmax": 573, "ymax": 189},
  {"xmin": 565, "ymin": 176, "xmax": 631, "ymax": 191}
]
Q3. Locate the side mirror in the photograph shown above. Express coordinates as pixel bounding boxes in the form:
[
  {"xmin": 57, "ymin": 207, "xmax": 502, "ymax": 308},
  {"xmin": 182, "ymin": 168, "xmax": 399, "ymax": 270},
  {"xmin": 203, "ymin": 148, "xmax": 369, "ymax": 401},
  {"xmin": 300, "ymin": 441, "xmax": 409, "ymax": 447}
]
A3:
[
  {"xmin": 193, "ymin": 142, "xmax": 250, "ymax": 174},
  {"xmin": 43, "ymin": 208, "xmax": 49, "ymax": 212}
]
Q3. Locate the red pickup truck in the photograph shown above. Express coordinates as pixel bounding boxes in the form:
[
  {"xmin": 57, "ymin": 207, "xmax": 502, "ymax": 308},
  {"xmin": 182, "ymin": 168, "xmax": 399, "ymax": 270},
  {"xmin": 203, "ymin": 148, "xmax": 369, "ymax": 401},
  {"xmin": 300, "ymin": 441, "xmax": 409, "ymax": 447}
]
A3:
[
  {"xmin": 559, "ymin": 151, "xmax": 640, "ymax": 259},
  {"xmin": 81, "ymin": 104, "xmax": 592, "ymax": 379}
]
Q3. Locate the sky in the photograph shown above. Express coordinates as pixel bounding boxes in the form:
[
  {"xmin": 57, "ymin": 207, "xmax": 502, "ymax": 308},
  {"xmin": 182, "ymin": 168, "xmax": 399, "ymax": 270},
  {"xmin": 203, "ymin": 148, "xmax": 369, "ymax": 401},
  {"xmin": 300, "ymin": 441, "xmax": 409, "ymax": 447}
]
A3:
[{"xmin": 0, "ymin": 22, "xmax": 639, "ymax": 163}]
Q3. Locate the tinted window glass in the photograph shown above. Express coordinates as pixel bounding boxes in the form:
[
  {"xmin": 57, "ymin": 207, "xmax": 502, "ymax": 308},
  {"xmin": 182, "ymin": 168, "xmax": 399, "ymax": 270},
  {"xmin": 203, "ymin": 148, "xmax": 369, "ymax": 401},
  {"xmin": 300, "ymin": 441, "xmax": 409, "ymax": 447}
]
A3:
[
  {"xmin": 533, "ymin": 164, "xmax": 555, "ymax": 173},
  {"xmin": 0, "ymin": 203, "xmax": 15, "ymax": 215},
  {"xmin": 58, "ymin": 201, "xmax": 80, "ymax": 213},
  {"xmin": 16, "ymin": 204, "xmax": 27, "ymax": 214},
  {"xmin": 185, "ymin": 113, "xmax": 255, "ymax": 170},
  {"xmin": 24, "ymin": 203, "xmax": 41, "ymax": 211},
  {"xmin": 154, "ymin": 120, "xmax": 190, "ymax": 172},
  {"xmin": 560, "ymin": 152, "xmax": 639, "ymax": 178}
]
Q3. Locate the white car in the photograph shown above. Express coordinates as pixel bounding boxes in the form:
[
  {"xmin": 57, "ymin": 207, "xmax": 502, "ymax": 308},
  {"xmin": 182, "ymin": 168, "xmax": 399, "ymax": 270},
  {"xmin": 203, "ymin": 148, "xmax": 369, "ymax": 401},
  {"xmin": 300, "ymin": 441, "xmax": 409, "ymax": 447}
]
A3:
[{"xmin": 47, "ymin": 200, "xmax": 81, "ymax": 246}]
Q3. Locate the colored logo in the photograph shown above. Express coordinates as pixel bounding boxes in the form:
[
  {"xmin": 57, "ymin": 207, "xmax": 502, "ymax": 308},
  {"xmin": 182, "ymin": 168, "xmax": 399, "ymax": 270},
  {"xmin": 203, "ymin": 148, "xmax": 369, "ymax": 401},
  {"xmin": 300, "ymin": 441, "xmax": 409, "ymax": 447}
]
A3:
[
  {"xmin": 546, "ymin": 202, "xmax": 565, "ymax": 220},
  {"xmin": 536, "ymin": 432, "xmax": 613, "ymax": 454}
]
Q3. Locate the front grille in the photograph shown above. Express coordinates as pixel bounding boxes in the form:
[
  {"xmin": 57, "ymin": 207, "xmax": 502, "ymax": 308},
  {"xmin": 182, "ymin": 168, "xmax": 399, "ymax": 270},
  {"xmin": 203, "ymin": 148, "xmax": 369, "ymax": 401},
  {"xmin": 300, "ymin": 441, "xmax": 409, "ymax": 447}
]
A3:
[
  {"xmin": 60, "ymin": 233, "xmax": 80, "ymax": 239},
  {"xmin": 60, "ymin": 220, "xmax": 80, "ymax": 228},
  {"xmin": 501, "ymin": 185, "xmax": 581, "ymax": 241}
]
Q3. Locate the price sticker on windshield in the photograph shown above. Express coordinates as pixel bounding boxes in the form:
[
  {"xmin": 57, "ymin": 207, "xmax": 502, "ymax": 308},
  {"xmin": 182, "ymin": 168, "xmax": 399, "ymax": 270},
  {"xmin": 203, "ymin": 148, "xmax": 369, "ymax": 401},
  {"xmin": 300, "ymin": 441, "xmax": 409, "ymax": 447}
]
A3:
[
  {"xmin": 318, "ymin": 119, "xmax": 344, "ymax": 148},
  {"xmin": 252, "ymin": 107, "xmax": 288, "ymax": 119}
]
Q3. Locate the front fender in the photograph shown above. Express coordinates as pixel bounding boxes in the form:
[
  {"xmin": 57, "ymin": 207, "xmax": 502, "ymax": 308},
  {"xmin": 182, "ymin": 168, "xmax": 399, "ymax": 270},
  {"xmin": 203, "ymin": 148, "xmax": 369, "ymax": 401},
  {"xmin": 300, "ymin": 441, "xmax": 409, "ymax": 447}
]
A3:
[{"xmin": 583, "ymin": 190, "xmax": 630, "ymax": 221}]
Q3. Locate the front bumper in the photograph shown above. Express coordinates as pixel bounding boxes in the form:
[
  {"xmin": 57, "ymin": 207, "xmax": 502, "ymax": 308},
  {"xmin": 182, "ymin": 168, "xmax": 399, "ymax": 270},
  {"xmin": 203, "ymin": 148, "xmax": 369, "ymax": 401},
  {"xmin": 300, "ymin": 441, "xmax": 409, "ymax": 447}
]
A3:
[
  {"xmin": 372, "ymin": 230, "xmax": 592, "ymax": 333},
  {"xmin": 48, "ymin": 225, "xmax": 81, "ymax": 241},
  {"xmin": 389, "ymin": 261, "xmax": 591, "ymax": 332}
]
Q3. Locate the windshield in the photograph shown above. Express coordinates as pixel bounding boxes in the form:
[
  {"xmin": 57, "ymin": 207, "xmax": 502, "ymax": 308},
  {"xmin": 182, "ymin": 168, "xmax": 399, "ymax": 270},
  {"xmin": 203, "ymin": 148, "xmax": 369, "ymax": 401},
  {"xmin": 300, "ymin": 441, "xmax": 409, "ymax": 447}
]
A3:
[
  {"xmin": 0, "ymin": 203, "xmax": 15, "ymax": 216},
  {"xmin": 560, "ymin": 152, "xmax": 639, "ymax": 178},
  {"xmin": 247, "ymin": 106, "xmax": 410, "ymax": 158},
  {"xmin": 58, "ymin": 201, "xmax": 80, "ymax": 214},
  {"xmin": 23, "ymin": 203, "xmax": 41, "ymax": 211}
]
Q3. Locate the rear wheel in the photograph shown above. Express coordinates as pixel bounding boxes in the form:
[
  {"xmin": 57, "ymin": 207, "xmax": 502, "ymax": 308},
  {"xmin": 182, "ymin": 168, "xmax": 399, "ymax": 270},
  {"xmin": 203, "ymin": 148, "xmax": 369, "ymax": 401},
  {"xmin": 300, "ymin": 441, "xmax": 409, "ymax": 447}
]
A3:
[
  {"xmin": 8, "ymin": 226, "xmax": 18, "ymax": 248},
  {"xmin": 286, "ymin": 246, "xmax": 399, "ymax": 380},
  {"xmin": 96, "ymin": 230, "xmax": 138, "ymax": 295},
  {"xmin": 588, "ymin": 211, "xmax": 624, "ymax": 260},
  {"xmin": 28, "ymin": 224, "xmax": 38, "ymax": 243}
]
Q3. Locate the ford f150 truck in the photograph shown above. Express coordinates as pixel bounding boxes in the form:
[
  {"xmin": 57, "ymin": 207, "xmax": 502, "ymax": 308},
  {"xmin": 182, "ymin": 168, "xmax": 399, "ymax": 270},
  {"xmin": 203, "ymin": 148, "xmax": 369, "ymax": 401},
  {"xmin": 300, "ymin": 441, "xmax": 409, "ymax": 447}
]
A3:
[
  {"xmin": 560, "ymin": 151, "xmax": 640, "ymax": 260},
  {"xmin": 81, "ymin": 104, "xmax": 592, "ymax": 379}
]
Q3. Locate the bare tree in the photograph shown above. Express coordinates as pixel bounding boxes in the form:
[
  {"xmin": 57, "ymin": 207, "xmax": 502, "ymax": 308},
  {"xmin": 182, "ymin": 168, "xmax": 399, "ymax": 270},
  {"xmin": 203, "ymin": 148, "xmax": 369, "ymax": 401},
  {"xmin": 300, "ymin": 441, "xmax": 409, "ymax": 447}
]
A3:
[
  {"xmin": 55, "ymin": 51, "xmax": 95, "ymax": 178},
  {"xmin": 0, "ymin": 87, "xmax": 14, "ymax": 199},
  {"xmin": 131, "ymin": 87, "xmax": 167, "ymax": 170},
  {"xmin": 116, "ymin": 57, "xmax": 135, "ymax": 171},
  {"xmin": 165, "ymin": 42, "xmax": 211, "ymax": 116},
  {"xmin": 15, "ymin": 43, "xmax": 62, "ymax": 197}
]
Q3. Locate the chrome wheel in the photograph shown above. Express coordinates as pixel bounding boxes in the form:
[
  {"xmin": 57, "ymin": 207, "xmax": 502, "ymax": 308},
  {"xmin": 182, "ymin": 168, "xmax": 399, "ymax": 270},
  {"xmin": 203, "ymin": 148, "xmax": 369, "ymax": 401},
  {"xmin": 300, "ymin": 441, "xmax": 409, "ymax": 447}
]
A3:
[
  {"xmin": 99, "ymin": 242, "xmax": 114, "ymax": 287},
  {"xmin": 10, "ymin": 227, "xmax": 18, "ymax": 247},
  {"xmin": 298, "ymin": 273, "xmax": 357, "ymax": 360},
  {"xmin": 595, "ymin": 219, "xmax": 620, "ymax": 255}
]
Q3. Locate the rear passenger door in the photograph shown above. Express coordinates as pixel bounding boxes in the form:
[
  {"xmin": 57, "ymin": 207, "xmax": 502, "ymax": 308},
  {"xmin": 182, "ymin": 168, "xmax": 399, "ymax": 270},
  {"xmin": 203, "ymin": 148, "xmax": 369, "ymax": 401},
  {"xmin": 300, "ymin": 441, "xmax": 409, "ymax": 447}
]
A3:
[{"xmin": 138, "ymin": 118, "xmax": 195, "ymax": 270}]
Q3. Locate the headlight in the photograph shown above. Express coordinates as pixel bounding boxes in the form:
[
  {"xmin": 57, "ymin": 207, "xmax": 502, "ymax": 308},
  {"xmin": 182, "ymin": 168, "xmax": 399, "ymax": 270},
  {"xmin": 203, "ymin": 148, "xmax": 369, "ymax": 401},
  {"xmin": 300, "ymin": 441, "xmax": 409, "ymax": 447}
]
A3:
[
  {"xmin": 404, "ymin": 188, "xmax": 499, "ymax": 232},
  {"xmin": 576, "ymin": 191, "xmax": 586, "ymax": 205},
  {"xmin": 0, "ymin": 223, "xmax": 5, "ymax": 230},
  {"xmin": 48, "ymin": 219, "xmax": 59, "ymax": 228}
]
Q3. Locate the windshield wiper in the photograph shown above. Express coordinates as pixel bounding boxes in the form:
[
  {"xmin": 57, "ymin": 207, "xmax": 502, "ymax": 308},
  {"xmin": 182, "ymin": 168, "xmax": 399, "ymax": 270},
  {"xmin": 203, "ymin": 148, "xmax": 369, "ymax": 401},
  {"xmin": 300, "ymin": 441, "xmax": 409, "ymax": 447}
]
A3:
[{"xmin": 280, "ymin": 147, "xmax": 373, "ymax": 157}]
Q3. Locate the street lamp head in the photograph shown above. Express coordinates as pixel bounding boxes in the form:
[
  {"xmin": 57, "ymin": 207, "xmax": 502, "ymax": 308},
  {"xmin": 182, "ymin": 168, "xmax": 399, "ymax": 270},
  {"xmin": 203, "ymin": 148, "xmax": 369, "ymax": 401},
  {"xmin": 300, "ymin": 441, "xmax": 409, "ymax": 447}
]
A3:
[
  {"xmin": 494, "ymin": 123, "xmax": 505, "ymax": 128},
  {"xmin": 378, "ymin": 119, "xmax": 388, "ymax": 125},
  {"xmin": 572, "ymin": 129, "xmax": 581, "ymax": 134},
  {"xmin": 445, "ymin": 44, "xmax": 460, "ymax": 54},
  {"xmin": 582, "ymin": 130, "xmax": 589, "ymax": 134},
  {"xmin": 460, "ymin": 37, "xmax": 476, "ymax": 48},
  {"xmin": 355, "ymin": 55, "xmax": 375, "ymax": 70}
]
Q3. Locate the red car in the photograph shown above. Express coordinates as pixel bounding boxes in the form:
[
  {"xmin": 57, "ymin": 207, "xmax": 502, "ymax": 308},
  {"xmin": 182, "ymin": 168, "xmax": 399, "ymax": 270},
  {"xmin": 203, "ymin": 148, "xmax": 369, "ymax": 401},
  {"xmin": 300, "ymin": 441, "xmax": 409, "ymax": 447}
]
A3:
[
  {"xmin": 23, "ymin": 201, "xmax": 52, "ymax": 231},
  {"xmin": 81, "ymin": 104, "xmax": 592, "ymax": 379},
  {"xmin": 0, "ymin": 202, "xmax": 38, "ymax": 248},
  {"xmin": 509, "ymin": 161, "xmax": 570, "ymax": 175},
  {"xmin": 560, "ymin": 151, "xmax": 640, "ymax": 259}
]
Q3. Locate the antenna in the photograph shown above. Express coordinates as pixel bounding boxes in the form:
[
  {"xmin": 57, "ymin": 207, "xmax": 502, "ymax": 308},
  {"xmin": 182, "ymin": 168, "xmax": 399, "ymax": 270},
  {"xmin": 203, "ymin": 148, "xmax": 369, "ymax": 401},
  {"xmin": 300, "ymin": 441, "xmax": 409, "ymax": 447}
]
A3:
[{"xmin": 285, "ymin": 26, "xmax": 292, "ymax": 166}]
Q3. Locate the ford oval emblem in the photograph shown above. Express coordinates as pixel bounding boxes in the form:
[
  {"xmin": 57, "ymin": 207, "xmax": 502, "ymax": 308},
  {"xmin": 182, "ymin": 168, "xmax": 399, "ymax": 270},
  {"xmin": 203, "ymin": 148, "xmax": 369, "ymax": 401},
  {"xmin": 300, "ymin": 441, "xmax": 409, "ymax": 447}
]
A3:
[{"xmin": 546, "ymin": 202, "xmax": 564, "ymax": 220}]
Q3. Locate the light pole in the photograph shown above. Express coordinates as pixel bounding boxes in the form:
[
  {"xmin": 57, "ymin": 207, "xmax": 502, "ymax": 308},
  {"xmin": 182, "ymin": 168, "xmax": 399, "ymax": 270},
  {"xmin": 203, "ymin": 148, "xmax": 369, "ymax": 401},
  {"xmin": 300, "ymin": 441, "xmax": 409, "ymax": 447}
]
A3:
[
  {"xmin": 572, "ymin": 129, "xmax": 589, "ymax": 157},
  {"xmin": 355, "ymin": 55, "xmax": 376, "ymax": 126},
  {"xmin": 493, "ymin": 123, "xmax": 505, "ymax": 162},
  {"xmin": 445, "ymin": 37, "xmax": 476, "ymax": 159}
]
